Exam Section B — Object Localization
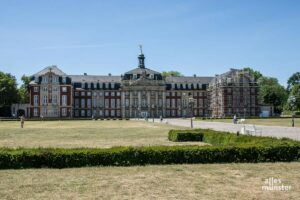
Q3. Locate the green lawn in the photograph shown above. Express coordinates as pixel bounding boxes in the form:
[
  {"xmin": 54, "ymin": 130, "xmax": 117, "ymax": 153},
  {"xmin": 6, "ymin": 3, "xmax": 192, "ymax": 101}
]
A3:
[
  {"xmin": 0, "ymin": 162, "xmax": 298, "ymax": 200},
  {"xmin": 0, "ymin": 120, "xmax": 206, "ymax": 148},
  {"xmin": 197, "ymin": 118, "xmax": 300, "ymax": 127}
]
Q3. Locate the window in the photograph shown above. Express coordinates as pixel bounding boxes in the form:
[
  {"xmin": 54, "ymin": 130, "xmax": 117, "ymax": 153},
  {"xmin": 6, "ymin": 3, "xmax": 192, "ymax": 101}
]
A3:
[
  {"xmin": 81, "ymin": 110, "xmax": 85, "ymax": 117},
  {"xmin": 116, "ymin": 99, "xmax": 120, "ymax": 108},
  {"xmin": 34, "ymin": 95, "xmax": 39, "ymax": 106},
  {"xmin": 87, "ymin": 99, "xmax": 91, "ymax": 108},
  {"xmin": 81, "ymin": 92, "xmax": 85, "ymax": 96},
  {"xmin": 34, "ymin": 87, "xmax": 38, "ymax": 92},
  {"xmin": 87, "ymin": 110, "xmax": 92, "ymax": 117},
  {"xmin": 52, "ymin": 95, "xmax": 58, "ymax": 104},
  {"xmin": 75, "ymin": 110, "xmax": 79, "ymax": 117},
  {"xmin": 87, "ymin": 92, "xmax": 91, "ymax": 96},
  {"xmin": 62, "ymin": 87, "xmax": 67, "ymax": 92},
  {"xmin": 93, "ymin": 99, "xmax": 97, "ymax": 107},
  {"xmin": 34, "ymin": 108, "xmax": 38, "ymax": 117},
  {"xmin": 93, "ymin": 92, "xmax": 97, "ymax": 96},
  {"xmin": 172, "ymin": 99, "xmax": 176, "ymax": 108},
  {"xmin": 62, "ymin": 108, "xmax": 67, "ymax": 116},
  {"xmin": 43, "ymin": 87, "xmax": 48, "ymax": 92},
  {"xmin": 111, "ymin": 110, "xmax": 115, "ymax": 117},
  {"xmin": 81, "ymin": 99, "xmax": 85, "ymax": 108},
  {"xmin": 117, "ymin": 92, "xmax": 120, "ymax": 96},
  {"xmin": 53, "ymin": 76, "xmax": 58, "ymax": 83},
  {"xmin": 105, "ymin": 92, "xmax": 109, "ymax": 96},
  {"xmin": 105, "ymin": 110, "xmax": 109, "ymax": 116},
  {"xmin": 75, "ymin": 92, "xmax": 79, "ymax": 96},
  {"xmin": 42, "ymin": 76, "xmax": 48, "ymax": 83},
  {"xmin": 111, "ymin": 83, "xmax": 115, "ymax": 89},
  {"xmin": 111, "ymin": 92, "xmax": 115, "ymax": 96},
  {"xmin": 99, "ymin": 92, "xmax": 103, "ymax": 96},
  {"xmin": 43, "ymin": 96, "xmax": 48, "ymax": 105},
  {"xmin": 93, "ymin": 110, "xmax": 97, "ymax": 117},
  {"xmin": 42, "ymin": 107, "xmax": 47, "ymax": 116},
  {"xmin": 62, "ymin": 77, "xmax": 66, "ymax": 83},
  {"xmin": 111, "ymin": 99, "xmax": 115, "ymax": 108},
  {"xmin": 62, "ymin": 95, "xmax": 67, "ymax": 106},
  {"xmin": 125, "ymin": 99, "xmax": 129, "ymax": 107},
  {"xmin": 99, "ymin": 110, "xmax": 103, "ymax": 116},
  {"xmin": 53, "ymin": 87, "xmax": 58, "ymax": 92},
  {"xmin": 158, "ymin": 99, "xmax": 162, "ymax": 107},
  {"xmin": 75, "ymin": 99, "xmax": 79, "ymax": 108},
  {"xmin": 150, "ymin": 74, "xmax": 154, "ymax": 79},
  {"xmin": 133, "ymin": 74, "xmax": 137, "ymax": 79},
  {"xmin": 105, "ymin": 99, "xmax": 109, "ymax": 108}
]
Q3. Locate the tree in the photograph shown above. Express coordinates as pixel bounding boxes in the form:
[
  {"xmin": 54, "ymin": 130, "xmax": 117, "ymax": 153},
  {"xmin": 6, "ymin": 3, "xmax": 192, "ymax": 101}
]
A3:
[
  {"xmin": 257, "ymin": 76, "xmax": 288, "ymax": 113},
  {"xmin": 161, "ymin": 71, "xmax": 183, "ymax": 77},
  {"xmin": 243, "ymin": 67, "xmax": 263, "ymax": 80},
  {"xmin": 287, "ymin": 72, "xmax": 300, "ymax": 91},
  {"xmin": 0, "ymin": 71, "xmax": 19, "ymax": 116},
  {"xmin": 18, "ymin": 75, "xmax": 31, "ymax": 103},
  {"xmin": 285, "ymin": 84, "xmax": 300, "ymax": 111}
]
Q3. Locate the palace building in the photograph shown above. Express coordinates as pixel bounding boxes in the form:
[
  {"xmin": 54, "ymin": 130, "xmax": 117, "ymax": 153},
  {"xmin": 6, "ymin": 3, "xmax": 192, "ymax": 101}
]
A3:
[{"xmin": 25, "ymin": 51, "xmax": 259, "ymax": 118}]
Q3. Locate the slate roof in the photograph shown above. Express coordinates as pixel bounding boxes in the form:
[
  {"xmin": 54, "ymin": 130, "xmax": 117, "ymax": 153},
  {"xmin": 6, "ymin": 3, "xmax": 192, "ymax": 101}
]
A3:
[
  {"xmin": 34, "ymin": 65, "xmax": 67, "ymax": 76},
  {"xmin": 165, "ymin": 76, "xmax": 213, "ymax": 84},
  {"xmin": 69, "ymin": 75, "xmax": 122, "ymax": 83},
  {"xmin": 124, "ymin": 67, "xmax": 161, "ymax": 75}
]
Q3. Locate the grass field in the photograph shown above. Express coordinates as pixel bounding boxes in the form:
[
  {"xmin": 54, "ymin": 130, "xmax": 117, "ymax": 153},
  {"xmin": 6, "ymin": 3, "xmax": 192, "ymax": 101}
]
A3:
[
  {"xmin": 0, "ymin": 162, "xmax": 298, "ymax": 200},
  {"xmin": 0, "ymin": 120, "xmax": 206, "ymax": 148},
  {"xmin": 198, "ymin": 118, "xmax": 300, "ymax": 127}
]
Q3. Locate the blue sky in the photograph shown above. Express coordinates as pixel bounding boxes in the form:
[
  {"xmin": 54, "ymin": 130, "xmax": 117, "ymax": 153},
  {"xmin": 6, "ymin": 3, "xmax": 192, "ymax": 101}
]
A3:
[{"xmin": 1, "ymin": 0, "xmax": 300, "ymax": 86}]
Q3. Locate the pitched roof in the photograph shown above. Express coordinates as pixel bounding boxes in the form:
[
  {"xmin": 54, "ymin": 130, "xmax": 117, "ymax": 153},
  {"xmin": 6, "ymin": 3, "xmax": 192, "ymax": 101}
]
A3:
[
  {"xmin": 124, "ymin": 67, "xmax": 161, "ymax": 75},
  {"xmin": 165, "ymin": 76, "xmax": 213, "ymax": 84},
  {"xmin": 34, "ymin": 65, "xmax": 66, "ymax": 76},
  {"xmin": 69, "ymin": 75, "xmax": 122, "ymax": 83}
]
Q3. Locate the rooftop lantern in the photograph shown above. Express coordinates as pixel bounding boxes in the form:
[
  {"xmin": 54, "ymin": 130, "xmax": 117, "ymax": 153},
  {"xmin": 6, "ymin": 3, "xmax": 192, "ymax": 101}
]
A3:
[{"xmin": 138, "ymin": 45, "xmax": 145, "ymax": 69}]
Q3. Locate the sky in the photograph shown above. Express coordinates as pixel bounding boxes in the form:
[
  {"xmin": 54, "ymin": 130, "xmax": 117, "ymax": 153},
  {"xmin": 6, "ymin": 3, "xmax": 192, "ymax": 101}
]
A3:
[{"xmin": 1, "ymin": 0, "xmax": 300, "ymax": 86}]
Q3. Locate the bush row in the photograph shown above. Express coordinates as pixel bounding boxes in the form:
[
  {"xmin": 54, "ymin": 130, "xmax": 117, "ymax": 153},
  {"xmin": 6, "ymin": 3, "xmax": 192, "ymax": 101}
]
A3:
[
  {"xmin": 0, "ymin": 144, "xmax": 299, "ymax": 169},
  {"xmin": 168, "ymin": 129, "xmax": 300, "ymax": 146}
]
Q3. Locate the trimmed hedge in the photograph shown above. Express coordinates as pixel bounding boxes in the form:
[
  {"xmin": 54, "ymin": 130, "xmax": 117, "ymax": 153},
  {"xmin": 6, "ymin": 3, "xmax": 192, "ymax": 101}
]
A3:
[
  {"xmin": 0, "ymin": 129, "xmax": 299, "ymax": 169},
  {"xmin": 0, "ymin": 144, "xmax": 299, "ymax": 169},
  {"xmin": 168, "ymin": 129, "xmax": 300, "ymax": 146}
]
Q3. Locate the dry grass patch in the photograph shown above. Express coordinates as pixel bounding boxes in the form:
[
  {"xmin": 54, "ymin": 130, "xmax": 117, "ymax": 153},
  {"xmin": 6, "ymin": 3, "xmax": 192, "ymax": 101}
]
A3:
[
  {"xmin": 0, "ymin": 162, "xmax": 299, "ymax": 200},
  {"xmin": 0, "ymin": 120, "xmax": 206, "ymax": 148}
]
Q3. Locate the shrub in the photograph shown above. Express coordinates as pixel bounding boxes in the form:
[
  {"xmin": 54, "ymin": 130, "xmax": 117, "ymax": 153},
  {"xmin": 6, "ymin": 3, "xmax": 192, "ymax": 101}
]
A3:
[
  {"xmin": 0, "ymin": 144, "xmax": 299, "ymax": 169},
  {"xmin": 168, "ymin": 130, "xmax": 203, "ymax": 142}
]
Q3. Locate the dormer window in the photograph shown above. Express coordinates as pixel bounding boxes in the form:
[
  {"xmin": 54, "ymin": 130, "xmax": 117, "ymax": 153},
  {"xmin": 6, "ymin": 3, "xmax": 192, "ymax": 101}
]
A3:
[
  {"xmin": 111, "ymin": 83, "xmax": 115, "ymax": 89},
  {"xmin": 42, "ymin": 76, "xmax": 48, "ymax": 83},
  {"xmin": 150, "ymin": 74, "xmax": 154, "ymax": 79},
  {"xmin": 62, "ymin": 77, "xmax": 66, "ymax": 84},
  {"xmin": 133, "ymin": 74, "xmax": 137, "ymax": 79}
]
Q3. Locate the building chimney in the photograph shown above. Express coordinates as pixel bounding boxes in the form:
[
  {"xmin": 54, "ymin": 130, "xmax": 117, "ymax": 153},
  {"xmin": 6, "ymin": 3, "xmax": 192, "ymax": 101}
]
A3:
[{"xmin": 84, "ymin": 73, "xmax": 87, "ymax": 76}]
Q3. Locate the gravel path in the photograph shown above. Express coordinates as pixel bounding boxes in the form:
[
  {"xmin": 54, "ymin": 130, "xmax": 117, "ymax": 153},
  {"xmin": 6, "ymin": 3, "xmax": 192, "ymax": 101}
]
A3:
[{"xmin": 141, "ymin": 118, "xmax": 300, "ymax": 141}]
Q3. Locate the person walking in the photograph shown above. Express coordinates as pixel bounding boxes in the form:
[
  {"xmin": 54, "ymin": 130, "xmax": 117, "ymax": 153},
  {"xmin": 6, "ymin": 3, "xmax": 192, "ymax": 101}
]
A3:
[
  {"xmin": 292, "ymin": 116, "xmax": 295, "ymax": 127},
  {"xmin": 233, "ymin": 114, "xmax": 237, "ymax": 124},
  {"xmin": 20, "ymin": 115, "xmax": 25, "ymax": 128}
]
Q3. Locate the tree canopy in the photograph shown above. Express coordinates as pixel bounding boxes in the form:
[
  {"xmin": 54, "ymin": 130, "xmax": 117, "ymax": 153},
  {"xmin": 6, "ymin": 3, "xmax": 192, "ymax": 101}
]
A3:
[
  {"xmin": 18, "ymin": 75, "xmax": 31, "ymax": 104},
  {"xmin": 287, "ymin": 72, "xmax": 300, "ymax": 91},
  {"xmin": 243, "ymin": 67, "xmax": 263, "ymax": 80},
  {"xmin": 161, "ymin": 71, "xmax": 183, "ymax": 77},
  {"xmin": 0, "ymin": 71, "xmax": 20, "ymax": 116}
]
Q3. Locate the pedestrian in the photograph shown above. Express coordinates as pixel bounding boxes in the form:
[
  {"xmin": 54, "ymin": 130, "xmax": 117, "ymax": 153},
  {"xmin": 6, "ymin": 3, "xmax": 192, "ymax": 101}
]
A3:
[
  {"xmin": 20, "ymin": 115, "xmax": 25, "ymax": 128},
  {"xmin": 233, "ymin": 114, "xmax": 237, "ymax": 124},
  {"xmin": 292, "ymin": 116, "xmax": 295, "ymax": 127},
  {"xmin": 160, "ymin": 115, "xmax": 163, "ymax": 122}
]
